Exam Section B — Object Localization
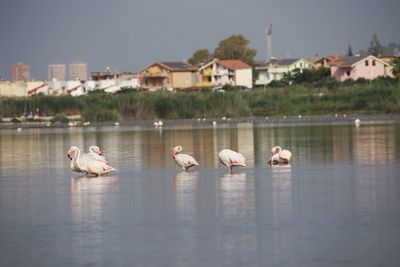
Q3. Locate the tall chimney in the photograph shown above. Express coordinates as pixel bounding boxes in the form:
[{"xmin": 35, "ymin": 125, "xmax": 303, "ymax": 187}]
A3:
[{"xmin": 266, "ymin": 24, "xmax": 272, "ymax": 61}]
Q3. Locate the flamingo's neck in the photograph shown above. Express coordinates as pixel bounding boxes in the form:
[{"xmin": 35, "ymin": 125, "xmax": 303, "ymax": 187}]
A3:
[{"xmin": 73, "ymin": 148, "xmax": 83, "ymax": 170}]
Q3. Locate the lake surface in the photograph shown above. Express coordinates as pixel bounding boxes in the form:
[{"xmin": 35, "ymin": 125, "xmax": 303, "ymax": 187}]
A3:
[{"xmin": 1, "ymin": 122, "xmax": 399, "ymax": 267}]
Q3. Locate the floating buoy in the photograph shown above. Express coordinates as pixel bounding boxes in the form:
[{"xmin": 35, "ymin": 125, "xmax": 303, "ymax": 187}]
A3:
[
  {"xmin": 114, "ymin": 122, "xmax": 120, "ymax": 126},
  {"xmin": 355, "ymin": 118, "xmax": 361, "ymax": 126}
]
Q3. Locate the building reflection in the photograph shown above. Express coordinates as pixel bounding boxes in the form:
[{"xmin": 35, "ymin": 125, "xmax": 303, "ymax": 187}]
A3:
[
  {"xmin": 330, "ymin": 124, "xmax": 397, "ymax": 165},
  {"xmin": 351, "ymin": 125, "xmax": 396, "ymax": 165},
  {"xmin": 0, "ymin": 123, "xmax": 398, "ymax": 177}
]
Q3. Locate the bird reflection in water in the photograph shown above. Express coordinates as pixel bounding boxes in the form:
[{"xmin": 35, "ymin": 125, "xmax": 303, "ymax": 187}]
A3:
[
  {"xmin": 69, "ymin": 175, "xmax": 118, "ymax": 264},
  {"xmin": 270, "ymin": 164, "xmax": 292, "ymax": 219},
  {"xmin": 69, "ymin": 175, "xmax": 118, "ymax": 226},
  {"xmin": 219, "ymin": 172, "xmax": 249, "ymax": 220},
  {"xmin": 271, "ymin": 164, "xmax": 292, "ymax": 180},
  {"xmin": 70, "ymin": 175, "xmax": 118, "ymax": 194},
  {"xmin": 173, "ymin": 171, "xmax": 199, "ymax": 222}
]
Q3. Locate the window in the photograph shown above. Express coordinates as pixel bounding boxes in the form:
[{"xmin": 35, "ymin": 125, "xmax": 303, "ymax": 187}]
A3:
[
  {"xmin": 346, "ymin": 70, "xmax": 351, "ymax": 76},
  {"xmin": 365, "ymin": 60, "xmax": 369, "ymax": 66},
  {"xmin": 372, "ymin": 60, "xmax": 376, "ymax": 66}
]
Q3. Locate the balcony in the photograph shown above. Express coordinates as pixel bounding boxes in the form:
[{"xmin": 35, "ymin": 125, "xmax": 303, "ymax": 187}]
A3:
[
  {"xmin": 195, "ymin": 81, "xmax": 214, "ymax": 87},
  {"xmin": 142, "ymin": 72, "xmax": 168, "ymax": 78},
  {"xmin": 202, "ymin": 68, "xmax": 212, "ymax": 76}
]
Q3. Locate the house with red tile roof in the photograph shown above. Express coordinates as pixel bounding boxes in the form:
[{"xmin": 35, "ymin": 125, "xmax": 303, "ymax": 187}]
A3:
[
  {"xmin": 197, "ymin": 59, "xmax": 253, "ymax": 88},
  {"xmin": 313, "ymin": 54, "xmax": 346, "ymax": 68},
  {"xmin": 330, "ymin": 55, "xmax": 390, "ymax": 81},
  {"xmin": 140, "ymin": 61, "xmax": 197, "ymax": 90}
]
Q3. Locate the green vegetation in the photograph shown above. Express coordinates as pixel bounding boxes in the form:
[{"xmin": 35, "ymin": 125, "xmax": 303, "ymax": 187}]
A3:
[
  {"xmin": 188, "ymin": 49, "xmax": 213, "ymax": 66},
  {"xmin": 368, "ymin": 32, "xmax": 383, "ymax": 56},
  {"xmin": 391, "ymin": 57, "xmax": 400, "ymax": 88},
  {"xmin": 188, "ymin": 34, "xmax": 257, "ymax": 66},
  {"xmin": 1, "ymin": 79, "xmax": 399, "ymax": 122}
]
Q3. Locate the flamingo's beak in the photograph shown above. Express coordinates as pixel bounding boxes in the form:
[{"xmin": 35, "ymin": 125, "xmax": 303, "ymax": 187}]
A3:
[
  {"xmin": 67, "ymin": 153, "xmax": 71, "ymax": 160},
  {"xmin": 171, "ymin": 152, "xmax": 175, "ymax": 159}
]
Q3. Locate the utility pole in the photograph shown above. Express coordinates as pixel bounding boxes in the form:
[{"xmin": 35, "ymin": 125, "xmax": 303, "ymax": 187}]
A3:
[{"xmin": 265, "ymin": 24, "xmax": 272, "ymax": 61}]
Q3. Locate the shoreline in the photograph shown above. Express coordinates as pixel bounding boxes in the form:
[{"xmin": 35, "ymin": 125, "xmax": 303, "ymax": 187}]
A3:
[{"xmin": 1, "ymin": 113, "xmax": 399, "ymax": 130}]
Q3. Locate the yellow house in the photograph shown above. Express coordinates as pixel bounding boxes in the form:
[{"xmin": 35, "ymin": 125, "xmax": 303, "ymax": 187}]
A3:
[{"xmin": 140, "ymin": 62, "xmax": 198, "ymax": 90}]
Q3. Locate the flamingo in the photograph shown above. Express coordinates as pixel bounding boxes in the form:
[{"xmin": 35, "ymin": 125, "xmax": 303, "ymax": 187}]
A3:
[
  {"xmin": 87, "ymin": 145, "xmax": 107, "ymax": 162},
  {"xmin": 172, "ymin": 146, "xmax": 199, "ymax": 171},
  {"xmin": 218, "ymin": 149, "xmax": 246, "ymax": 174},
  {"xmin": 67, "ymin": 146, "xmax": 87, "ymax": 173},
  {"xmin": 267, "ymin": 146, "xmax": 292, "ymax": 165},
  {"xmin": 68, "ymin": 146, "xmax": 104, "ymax": 172},
  {"xmin": 67, "ymin": 146, "xmax": 117, "ymax": 176}
]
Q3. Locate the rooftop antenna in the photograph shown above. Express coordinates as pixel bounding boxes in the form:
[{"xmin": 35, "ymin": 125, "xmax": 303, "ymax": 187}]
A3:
[{"xmin": 265, "ymin": 24, "xmax": 272, "ymax": 61}]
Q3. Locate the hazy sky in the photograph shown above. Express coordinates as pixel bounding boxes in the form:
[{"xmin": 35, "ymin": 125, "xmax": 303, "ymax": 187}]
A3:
[{"xmin": 1, "ymin": 0, "xmax": 399, "ymax": 80}]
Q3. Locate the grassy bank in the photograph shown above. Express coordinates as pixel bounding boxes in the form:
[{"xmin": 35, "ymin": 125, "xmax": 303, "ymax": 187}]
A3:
[{"xmin": 1, "ymin": 81, "xmax": 399, "ymax": 123}]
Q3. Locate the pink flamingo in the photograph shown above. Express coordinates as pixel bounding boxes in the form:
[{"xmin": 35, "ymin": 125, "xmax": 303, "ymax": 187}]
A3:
[
  {"xmin": 218, "ymin": 149, "xmax": 246, "ymax": 174},
  {"xmin": 172, "ymin": 146, "xmax": 199, "ymax": 171},
  {"xmin": 267, "ymin": 146, "xmax": 292, "ymax": 165},
  {"xmin": 67, "ymin": 146, "xmax": 117, "ymax": 176}
]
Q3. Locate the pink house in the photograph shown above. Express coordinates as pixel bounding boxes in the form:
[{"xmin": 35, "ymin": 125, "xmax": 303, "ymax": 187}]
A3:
[{"xmin": 330, "ymin": 55, "xmax": 389, "ymax": 82}]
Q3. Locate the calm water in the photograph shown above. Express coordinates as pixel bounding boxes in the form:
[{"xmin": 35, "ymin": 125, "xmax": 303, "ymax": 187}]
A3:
[{"xmin": 0, "ymin": 122, "xmax": 399, "ymax": 267}]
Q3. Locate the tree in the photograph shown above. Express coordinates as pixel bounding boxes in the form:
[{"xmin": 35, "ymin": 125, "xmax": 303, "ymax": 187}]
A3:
[
  {"xmin": 213, "ymin": 34, "xmax": 257, "ymax": 64},
  {"xmin": 347, "ymin": 44, "xmax": 353, "ymax": 56},
  {"xmin": 281, "ymin": 67, "xmax": 331, "ymax": 85},
  {"xmin": 368, "ymin": 33, "xmax": 383, "ymax": 56},
  {"xmin": 391, "ymin": 57, "xmax": 400, "ymax": 87},
  {"xmin": 188, "ymin": 49, "xmax": 213, "ymax": 66}
]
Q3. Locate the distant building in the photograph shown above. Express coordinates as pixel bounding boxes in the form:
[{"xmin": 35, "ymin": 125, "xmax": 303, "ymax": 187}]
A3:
[
  {"xmin": 27, "ymin": 81, "xmax": 49, "ymax": 95},
  {"xmin": 197, "ymin": 59, "xmax": 253, "ymax": 88},
  {"xmin": 0, "ymin": 81, "xmax": 27, "ymax": 97},
  {"xmin": 140, "ymin": 61, "xmax": 197, "ymax": 90},
  {"xmin": 91, "ymin": 69, "xmax": 138, "ymax": 81},
  {"xmin": 379, "ymin": 55, "xmax": 397, "ymax": 78},
  {"xmin": 69, "ymin": 62, "xmax": 87, "ymax": 81},
  {"xmin": 313, "ymin": 54, "xmax": 346, "ymax": 68},
  {"xmin": 65, "ymin": 80, "xmax": 85, "ymax": 96},
  {"xmin": 91, "ymin": 68, "xmax": 140, "ymax": 93},
  {"xmin": 10, "ymin": 63, "xmax": 30, "ymax": 82},
  {"xmin": 254, "ymin": 58, "xmax": 314, "ymax": 85},
  {"xmin": 330, "ymin": 55, "xmax": 390, "ymax": 81},
  {"xmin": 48, "ymin": 64, "xmax": 66, "ymax": 81}
]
